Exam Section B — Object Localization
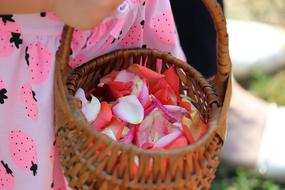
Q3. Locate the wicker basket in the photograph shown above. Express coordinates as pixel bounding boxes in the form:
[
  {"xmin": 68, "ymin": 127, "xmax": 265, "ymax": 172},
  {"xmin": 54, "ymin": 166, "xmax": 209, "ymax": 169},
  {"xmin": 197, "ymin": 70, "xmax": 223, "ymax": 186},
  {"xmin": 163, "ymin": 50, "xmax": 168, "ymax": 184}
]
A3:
[{"xmin": 54, "ymin": 0, "xmax": 231, "ymax": 189}]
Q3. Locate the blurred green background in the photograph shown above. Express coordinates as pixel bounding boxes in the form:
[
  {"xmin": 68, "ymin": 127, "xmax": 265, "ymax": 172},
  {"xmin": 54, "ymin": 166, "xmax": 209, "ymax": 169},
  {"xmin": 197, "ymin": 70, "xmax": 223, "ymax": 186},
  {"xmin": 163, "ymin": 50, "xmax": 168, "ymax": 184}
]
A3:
[{"xmin": 212, "ymin": 0, "xmax": 285, "ymax": 189}]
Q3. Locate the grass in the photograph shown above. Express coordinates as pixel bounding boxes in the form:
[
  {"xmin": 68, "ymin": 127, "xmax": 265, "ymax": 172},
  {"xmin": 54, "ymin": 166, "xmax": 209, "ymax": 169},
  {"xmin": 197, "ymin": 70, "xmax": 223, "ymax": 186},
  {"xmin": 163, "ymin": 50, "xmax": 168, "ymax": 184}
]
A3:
[
  {"xmin": 213, "ymin": 166, "xmax": 285, "ymax": 190},
  {"xmin": 248, "ymin": 70, "xmax": 285, "ymax": 105},
  {"xmin": 212, "ymin": 69, "xmax": 285, "ymax": 190}
]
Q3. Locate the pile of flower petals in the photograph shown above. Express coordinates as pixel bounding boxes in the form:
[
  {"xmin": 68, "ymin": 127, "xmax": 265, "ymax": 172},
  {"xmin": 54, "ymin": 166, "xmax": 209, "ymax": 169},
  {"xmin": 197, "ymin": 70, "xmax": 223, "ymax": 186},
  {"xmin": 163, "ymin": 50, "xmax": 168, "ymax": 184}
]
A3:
[{"xmin": 75, "ymin": 64, "xmax": 208, "ymax": 150}]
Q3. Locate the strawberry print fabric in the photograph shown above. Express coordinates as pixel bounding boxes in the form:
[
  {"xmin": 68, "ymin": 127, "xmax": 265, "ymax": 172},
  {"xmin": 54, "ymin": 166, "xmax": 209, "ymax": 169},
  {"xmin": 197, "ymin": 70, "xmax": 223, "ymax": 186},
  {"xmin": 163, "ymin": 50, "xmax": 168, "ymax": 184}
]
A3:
[{"xmin": 0, "ymin": 1, "xmax": 185, "ymax": 189}]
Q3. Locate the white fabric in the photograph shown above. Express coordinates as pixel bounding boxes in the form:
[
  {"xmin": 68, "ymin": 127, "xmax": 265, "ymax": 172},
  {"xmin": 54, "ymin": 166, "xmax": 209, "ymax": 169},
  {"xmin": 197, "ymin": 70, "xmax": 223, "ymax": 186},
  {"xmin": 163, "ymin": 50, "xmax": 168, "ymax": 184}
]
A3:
[
  {"xmin": 228, "ymin": 19, "xmax": 285, "ymax": 78},
  {"xmin": 257, "ymin": 104, "xmax": 285, "ymax": 180}
]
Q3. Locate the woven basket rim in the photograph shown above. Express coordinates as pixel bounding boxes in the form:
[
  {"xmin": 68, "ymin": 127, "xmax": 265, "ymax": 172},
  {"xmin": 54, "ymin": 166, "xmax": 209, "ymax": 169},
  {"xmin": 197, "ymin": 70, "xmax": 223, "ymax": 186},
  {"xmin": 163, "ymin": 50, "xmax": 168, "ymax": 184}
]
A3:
[{"xmin": 64, "ymin": 48, "xmax": 222, "ymax": 157}]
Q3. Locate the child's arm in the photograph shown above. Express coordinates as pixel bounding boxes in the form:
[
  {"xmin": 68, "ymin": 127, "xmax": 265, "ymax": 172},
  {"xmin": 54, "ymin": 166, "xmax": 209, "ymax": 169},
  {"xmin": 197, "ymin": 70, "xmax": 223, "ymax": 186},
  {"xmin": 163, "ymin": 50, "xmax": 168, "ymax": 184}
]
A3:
[
  {"xmin": 0, "ymin": 0, "xmax": 54, "ymax": 14},
  {"xmin": 0, "ymin": 0, "xmax": 124, "ymax": 29}
]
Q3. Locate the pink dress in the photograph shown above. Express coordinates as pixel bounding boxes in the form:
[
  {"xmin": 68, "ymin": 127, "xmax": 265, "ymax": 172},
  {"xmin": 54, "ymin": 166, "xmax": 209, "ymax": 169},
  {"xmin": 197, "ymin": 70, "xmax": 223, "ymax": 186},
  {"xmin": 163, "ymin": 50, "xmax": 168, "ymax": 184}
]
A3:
[{"xmin": 0, "ymin": 1, "xmax": 185, "ymax": 189}]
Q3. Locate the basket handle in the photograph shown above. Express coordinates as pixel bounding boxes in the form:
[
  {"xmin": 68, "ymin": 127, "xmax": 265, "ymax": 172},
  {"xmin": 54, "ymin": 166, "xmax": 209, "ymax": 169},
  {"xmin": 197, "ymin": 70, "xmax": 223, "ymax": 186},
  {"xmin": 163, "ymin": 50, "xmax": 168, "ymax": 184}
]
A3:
[
  {"xmin": 56, "ymin": 0, "xmax": 231, "ymax": 104},
  {"xmin": 201, "ymin": 0, "xmax": 231, "ymax": 104},
  {"xmin": 201, "ymin": 0, "xmax": 232, "ymax": 141}
]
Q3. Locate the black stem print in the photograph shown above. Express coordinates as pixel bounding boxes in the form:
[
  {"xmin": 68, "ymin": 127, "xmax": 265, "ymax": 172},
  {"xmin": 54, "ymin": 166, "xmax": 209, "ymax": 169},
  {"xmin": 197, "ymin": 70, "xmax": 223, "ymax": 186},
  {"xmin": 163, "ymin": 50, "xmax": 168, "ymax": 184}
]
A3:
[
  {"xmin": 140, "ymin": 20, "xmax": 145, "ymax": 27},
  {"xmin": 0, "ymin": 88, "xmax": 8, "ymax": 104},
  {"xmin": 10, "ymin": 32, "xmax": 23, "ymax": 49},
  {"xmin": 1, "ymin": 160, "xmax": 13, "ymax": 176},
  {"xmin": 25, "ymin": 46, "xmax": 30, "ymax": 66},
  {"xmin": 0, "ymin": 15, "xmax": 15, "ymax": 23},
  {"xmin": 30, "ymin": 161, "xmax": 38, "ymax": 176},
  {"xmin": 40, "ymin": 12, "xmax": 46, "ymax": 17},
  {"xmin": 32, "ymin": 90, "xmax": 37, "ymax": 102}
]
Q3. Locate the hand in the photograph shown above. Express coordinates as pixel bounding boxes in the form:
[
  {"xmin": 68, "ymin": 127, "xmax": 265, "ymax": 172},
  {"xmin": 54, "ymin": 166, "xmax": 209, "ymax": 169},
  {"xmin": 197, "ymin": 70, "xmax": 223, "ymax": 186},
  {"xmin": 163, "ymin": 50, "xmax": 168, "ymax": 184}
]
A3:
[{"xmin": 52, "ymin": 0, "xmax": 124, "ymax": 29}]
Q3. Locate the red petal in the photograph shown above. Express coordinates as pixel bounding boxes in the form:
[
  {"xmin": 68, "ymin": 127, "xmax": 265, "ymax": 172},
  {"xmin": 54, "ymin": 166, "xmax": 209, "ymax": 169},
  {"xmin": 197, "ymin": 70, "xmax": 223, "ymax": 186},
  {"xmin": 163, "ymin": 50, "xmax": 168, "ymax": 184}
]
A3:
[
  {"xmin": 128, "ymin": 64, "xmax": 164, "ymax": 83},
  {"xmin": 178, "ymin": 101, "xmax": 192, "ymax": 113},
  {"xmin": 143, "ymin": 98, "xmax": 152, "ymax": 109},
  {"xmin": 198, "ymin": 123, "xmax": 208, "ymax": 140},
  {"xmin": 163, "ymin": 67, "xmax": 180, "ymax": 96},
  {"xmin": 182, "ymin": 117, "xmax": 195, "ymax": 144},
  {"xmin": 115, "ymin": 70, "xmax": 136, "ymax": 82},
  {"xmin": 108, "ymin": 81, "xmax": 133, "ymax": 99},
  {"xmin": 153, "ymin": 88, "xmax": 176, "ymax": 105},
  {"xmin": 182, "ymin": 114, "xmax": 208, "ymax": 143},
  {"xmin": 150, "ymin": 78, "xmax": 168, "ymax": 94},
  {"xmin": 132, "ymin": 162, "xmax": 138, "ymax": 179},
  {"xmin": 165, "ymin": 135, "xmax": 188, "ymax": 149},
  {"xmin": 189, "ymin": 111, "xmax": 207, "ymax": 140},
  {"xmin": 91, "ymin": 102, "xmax": 113, "ymax": 130},
  {"xmin": 89, "ymin": 140, "xmax": 106, "ymax": 152},
  {"xmin": 100, "ymin": 70, "xmax": 119, "ymax": 84},
  {"xmin": 150, "ymin": 78, "xmax": 177, "ymax": 105}
]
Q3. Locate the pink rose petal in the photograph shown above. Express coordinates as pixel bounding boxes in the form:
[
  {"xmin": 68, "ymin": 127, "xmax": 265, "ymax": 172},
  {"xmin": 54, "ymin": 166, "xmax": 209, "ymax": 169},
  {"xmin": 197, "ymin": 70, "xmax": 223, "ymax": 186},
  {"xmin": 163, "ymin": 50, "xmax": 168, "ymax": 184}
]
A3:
[
  {"xmin": 152, "ymin": 96, "xmax": 177, "ymax": 123},
  {"xmin": 153, "ymin": 129, "xmax": 183, "ymax": 148},
  {"xmin": 156, "ymin": 59, "xmax": 163, "ymax": 73},
  {"xmin": 144, "ymin": 102, "xmax": 156, "ymax": 117},
  {"xmin": 114, "ymin": 70, "xmax": 148, "ymax": 104},
  {"xmin": 164, "ymin": 105, "xmax": 189, "ymax": 121},
  {"xmin": 131, "ymin": 76, "xmax": 144, "ymax": 96},
  {"xmin": 121, "ymin": 125, "xmax": 136, "ymax": 144},
  {"xmin": 136, "ymin": 109, "xmax": 170, "ymax": 147},
  {"xmin": 138, "ymin": 82, "xmax": 149, "ymax": 106},
  {"xmin": 142, "ymin": 142, "xmax": 154, "ymax": 149}
]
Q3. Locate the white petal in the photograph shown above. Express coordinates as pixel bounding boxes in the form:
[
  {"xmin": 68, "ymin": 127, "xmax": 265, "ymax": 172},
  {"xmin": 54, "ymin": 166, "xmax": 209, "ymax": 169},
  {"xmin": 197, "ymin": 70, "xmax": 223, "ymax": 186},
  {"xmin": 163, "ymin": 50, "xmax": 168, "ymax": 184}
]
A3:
[
  {"xmin": 122, "ymin": 127, "xmax": 130, "ymax": 137},
  {"xmin": 131, "ymin": 76, "xmax": 144, "ymax": 96},
  {"xmin": 75, "ymin": 88, "xmax": 88, "ymax": 106},
  {"xmin": 112, "ymin": 95, "xmax": 144, "ymax": 124},
  {"xmin": 164, "ymin": 105, "xmax": 188, "ymax": 113},
  {"xmin": 102, "ymin": 128, "xmax": 117, "ymax": 141},
  {"xmin": 134, "ymin": 156, "xmax": 139, "ymax": 166},
  {"xmin": 81, "ymin": 95, "xmax": 101, "ymax": 122}
]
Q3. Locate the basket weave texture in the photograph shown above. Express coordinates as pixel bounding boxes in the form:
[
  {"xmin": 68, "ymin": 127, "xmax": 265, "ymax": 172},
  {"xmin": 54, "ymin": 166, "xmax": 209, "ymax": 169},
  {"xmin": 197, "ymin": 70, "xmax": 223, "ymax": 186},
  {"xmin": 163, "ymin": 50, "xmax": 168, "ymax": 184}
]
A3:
[{"xmin": 54, "ymin": 0, "xmax": 232, "ymax": 189}]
